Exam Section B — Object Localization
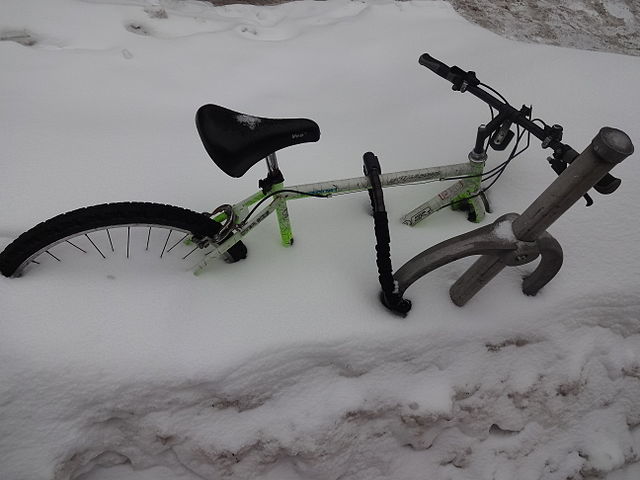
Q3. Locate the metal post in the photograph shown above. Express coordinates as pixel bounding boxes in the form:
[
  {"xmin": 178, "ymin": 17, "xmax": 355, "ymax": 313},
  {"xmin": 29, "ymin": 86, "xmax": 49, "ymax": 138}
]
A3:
[
  {"xmin": 449, "ymin": 254, "xmax": 507, "ymax": 306},
  {"xmin": 512, "ymin": 128, "xmax": 634, "ymax": 241},
  {"xmin": 449, "ymin": 127, "xmax": 634, "ymax": 306}
]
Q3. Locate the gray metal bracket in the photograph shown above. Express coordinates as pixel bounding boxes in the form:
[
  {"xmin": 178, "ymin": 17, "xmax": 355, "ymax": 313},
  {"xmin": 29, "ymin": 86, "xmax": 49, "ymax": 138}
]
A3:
[{"xmin": 394, "ymin": 213, "xmax": 563, "ymax": 303}]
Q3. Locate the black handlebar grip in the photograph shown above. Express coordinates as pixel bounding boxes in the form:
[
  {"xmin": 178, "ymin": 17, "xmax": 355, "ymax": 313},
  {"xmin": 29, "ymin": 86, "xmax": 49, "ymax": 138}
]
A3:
[
  {"xmin": 419, "ymin": 53, "xmax": 451, "ymax": 79},
  {"xmin": 593, "ymin": 173, "xmax": 621, "ymax": 194}
]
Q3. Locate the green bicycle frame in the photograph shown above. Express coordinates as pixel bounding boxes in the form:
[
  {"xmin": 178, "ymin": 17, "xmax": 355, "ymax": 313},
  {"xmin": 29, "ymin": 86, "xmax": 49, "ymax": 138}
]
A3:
[{"xmin": 195, "ymin": 155, "xmax": 485, "ymax": 275}]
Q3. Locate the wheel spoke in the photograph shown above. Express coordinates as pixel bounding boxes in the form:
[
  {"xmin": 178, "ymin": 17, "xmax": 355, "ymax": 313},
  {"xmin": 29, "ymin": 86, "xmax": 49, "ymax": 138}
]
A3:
[
  {"xmin": 167, "ymin": 233, "xmax": 189, "ymax": 253},
  {"xmin": 127, "ymin": 227, "xmax": 131, "ymax": 259},
  {"xmin": 66, "ymin": 240, "xmax": 87, "ymax": 253},
  {"xmin": 46, "ymin": 251, "xmax": 61, "ymax": 262},
  {"xmin": 106, "ymin": 229, "xmax": 115, "ymax": 252},
  {"xmin": 85, "ymin": 234, "xmax": 106, "ymax": 259},
  {"xmin": 160, "ymin": 230, "xmax": 173, "ymax": 258},
  {"xmin": 146, "ymin": 227, "xmax": 151, "ymax": 251},
  {"xmin": 182, "ymin": 246, "xmax": 199, "ymax": 260}
]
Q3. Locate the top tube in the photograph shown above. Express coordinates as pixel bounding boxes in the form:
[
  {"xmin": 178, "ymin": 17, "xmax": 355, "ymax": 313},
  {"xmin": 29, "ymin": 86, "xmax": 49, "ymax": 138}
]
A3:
[{"xmin": 281, "ymin": 161, "xmax": 474, "ymax": 200}]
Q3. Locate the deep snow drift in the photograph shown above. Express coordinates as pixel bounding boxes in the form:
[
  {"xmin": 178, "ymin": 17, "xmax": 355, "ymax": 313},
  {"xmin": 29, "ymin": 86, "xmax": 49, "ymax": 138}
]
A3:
[{"xmin": 1, "ymin": 1, "xmax": 639, "ymax": 480}]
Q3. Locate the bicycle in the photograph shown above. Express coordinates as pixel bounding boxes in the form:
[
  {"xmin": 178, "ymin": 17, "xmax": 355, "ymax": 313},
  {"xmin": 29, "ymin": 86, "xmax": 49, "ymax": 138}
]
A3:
[{"xmin": 0, "ymin": 54, "xmax": 622, "ymax": 290}]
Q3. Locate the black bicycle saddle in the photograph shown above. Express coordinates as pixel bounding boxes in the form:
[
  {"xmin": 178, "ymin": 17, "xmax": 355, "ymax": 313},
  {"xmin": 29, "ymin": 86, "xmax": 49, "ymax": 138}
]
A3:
[{"xmin": 196, "ymin": 104, "xmax": 321, "ymax": 178}]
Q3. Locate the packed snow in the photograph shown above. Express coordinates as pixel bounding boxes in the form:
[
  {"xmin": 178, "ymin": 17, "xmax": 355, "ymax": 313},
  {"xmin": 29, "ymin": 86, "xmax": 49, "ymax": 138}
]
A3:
[{"xmin": 1, "ymin": 1, "xmax": 639, "ymax": 480}]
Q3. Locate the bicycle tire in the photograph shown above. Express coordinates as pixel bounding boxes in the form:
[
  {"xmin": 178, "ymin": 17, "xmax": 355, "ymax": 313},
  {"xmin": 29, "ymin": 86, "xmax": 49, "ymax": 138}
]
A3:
[{"xmin": 0, "ymin": 202, "xmax": 247, "ymax": 278}]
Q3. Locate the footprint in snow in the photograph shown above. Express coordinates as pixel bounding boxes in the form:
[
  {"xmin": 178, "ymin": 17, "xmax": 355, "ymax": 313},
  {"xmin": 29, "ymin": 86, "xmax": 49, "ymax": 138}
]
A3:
[
  {"xmin": 234, "ymin": 23, "xmax": 296, "ymax": 41},
  {"xmin": 0, "ymin": 29, "xmax": 39, "ymax": 46},
  {"xmin": 125, "ymin": 22, "xmax": 153, "ymax": 37}
]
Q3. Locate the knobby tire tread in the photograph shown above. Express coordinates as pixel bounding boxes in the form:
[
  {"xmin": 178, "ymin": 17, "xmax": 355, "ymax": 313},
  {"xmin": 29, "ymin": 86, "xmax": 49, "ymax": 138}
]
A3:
[{"xmin": 0, "ymin": 202, "xmax": 246, "ymax": 277}]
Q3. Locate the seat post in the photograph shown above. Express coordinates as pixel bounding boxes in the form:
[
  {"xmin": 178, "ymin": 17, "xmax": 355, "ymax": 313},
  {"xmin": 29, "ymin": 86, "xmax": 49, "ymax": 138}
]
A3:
[{"xmin": 266, "ymin": 153, "xmax": 279, "ymax": 175}]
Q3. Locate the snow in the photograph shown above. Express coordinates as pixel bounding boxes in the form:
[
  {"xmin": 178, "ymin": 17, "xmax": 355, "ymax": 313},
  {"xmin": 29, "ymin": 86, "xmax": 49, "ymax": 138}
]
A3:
[
  {"xmin": 235, "ymin": 114, "xmax": 262, "ymax": 130},
  {"xmin": 1, "ymin": 1, "xmax": 639, "ymax": 479},
  {"xmin": 493, "ymin": 220, "xmax": 516, "ymax": 242}
]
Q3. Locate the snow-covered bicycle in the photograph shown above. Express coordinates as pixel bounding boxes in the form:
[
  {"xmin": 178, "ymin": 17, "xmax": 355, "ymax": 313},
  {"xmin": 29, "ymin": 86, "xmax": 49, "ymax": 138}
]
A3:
[{"xmin": 0, "ymin": 54, "xmax": 622, "ymax": 285}]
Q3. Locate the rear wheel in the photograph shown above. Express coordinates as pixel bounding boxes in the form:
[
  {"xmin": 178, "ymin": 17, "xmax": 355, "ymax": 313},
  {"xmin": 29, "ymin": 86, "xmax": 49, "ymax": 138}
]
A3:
[{"xmin": 0, "ymin": 202, "xmax": 247, "ymax": 277}]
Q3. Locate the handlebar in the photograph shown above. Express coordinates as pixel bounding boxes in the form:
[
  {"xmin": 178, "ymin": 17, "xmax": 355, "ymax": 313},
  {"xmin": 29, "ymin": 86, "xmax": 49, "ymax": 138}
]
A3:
[
  {"xmin": 420, "ymin": 53, "xmax": 555, "ymax": 147},
  {"xmin": 420, "ymin": 53, "xmax": 548, "ymax": 141},
  {"xmin": 419, "ymin": 53, "xmax": 622, "ymax": 196}
]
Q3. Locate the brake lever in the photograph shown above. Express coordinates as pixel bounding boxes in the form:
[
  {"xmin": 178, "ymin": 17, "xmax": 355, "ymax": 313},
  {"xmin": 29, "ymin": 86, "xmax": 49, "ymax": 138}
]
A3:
[{"xmin": 450, "ymin": 68, "xmax": 480, "ymax": 92}]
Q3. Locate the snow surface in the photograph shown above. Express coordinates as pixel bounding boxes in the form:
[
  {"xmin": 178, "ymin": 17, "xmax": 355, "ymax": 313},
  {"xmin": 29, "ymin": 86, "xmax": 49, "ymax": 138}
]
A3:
[{"xmin": 1, "ymin": 1, "xmax": 639, "ymax": 479}]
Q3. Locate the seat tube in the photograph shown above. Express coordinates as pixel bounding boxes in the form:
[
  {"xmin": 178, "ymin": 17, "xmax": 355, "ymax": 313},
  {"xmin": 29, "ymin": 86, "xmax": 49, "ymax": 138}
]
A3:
[
  {"xmin": 265, "ymin": 154, "xmax": 294, "ymax": 246},
  {"xmin": 274, "ymin": 183, "xmax": 294, "ymax": 246}
]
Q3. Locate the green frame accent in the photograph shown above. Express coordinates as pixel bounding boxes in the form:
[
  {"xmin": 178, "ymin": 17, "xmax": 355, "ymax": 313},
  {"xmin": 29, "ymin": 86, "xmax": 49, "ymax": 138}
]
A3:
[{"xmin": 273, "ymin": 183, "xmax": 294, "ymax": 246}]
